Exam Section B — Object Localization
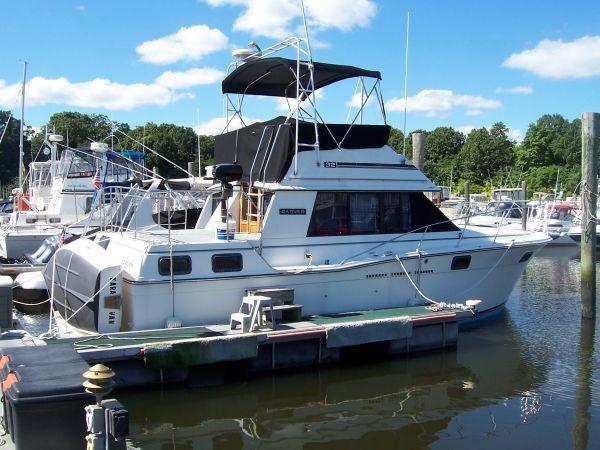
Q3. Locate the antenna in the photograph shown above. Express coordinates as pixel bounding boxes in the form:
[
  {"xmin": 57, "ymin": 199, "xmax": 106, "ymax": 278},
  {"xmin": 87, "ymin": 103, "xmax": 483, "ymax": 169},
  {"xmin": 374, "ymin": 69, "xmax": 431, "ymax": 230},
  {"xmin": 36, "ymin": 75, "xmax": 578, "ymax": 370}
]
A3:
[
  {"xmin": 18, "ymin": 61, "xmax": 28, "ymax": 191},
  {"xmin": 402, "ymin": 12, "xmax": 410, "ymax": 156},
  {"xmin": 197, "ymin": 108, "xmax": 202, "ymax": 177}
]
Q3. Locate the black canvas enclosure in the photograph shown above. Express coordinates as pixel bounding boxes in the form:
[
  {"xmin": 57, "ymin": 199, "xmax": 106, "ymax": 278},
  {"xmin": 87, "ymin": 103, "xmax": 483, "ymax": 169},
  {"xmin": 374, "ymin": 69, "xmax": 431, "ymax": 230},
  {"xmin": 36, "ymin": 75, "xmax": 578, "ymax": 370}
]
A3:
[{"xmin": 214, "ymin": 116, "xmax": 391, "ymax": 183}]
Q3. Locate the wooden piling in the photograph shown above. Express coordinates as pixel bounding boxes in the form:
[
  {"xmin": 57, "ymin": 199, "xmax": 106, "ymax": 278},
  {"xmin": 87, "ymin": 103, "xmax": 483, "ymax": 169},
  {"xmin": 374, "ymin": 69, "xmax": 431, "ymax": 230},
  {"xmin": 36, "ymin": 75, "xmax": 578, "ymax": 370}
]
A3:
[
  {"xmin": 522, "ymin": 181, "xmax": 528, "ymax": 231},
  {"xmin": 581, "ymin": 112, "xmax": 599, "ymax": 319},
  {"xmin": 412, "ymin": 133, "xmax": 425, "ymax": 171},
  {"xmin": 187, "ymin": 162, "xmax": 194, "ymax": 176}
]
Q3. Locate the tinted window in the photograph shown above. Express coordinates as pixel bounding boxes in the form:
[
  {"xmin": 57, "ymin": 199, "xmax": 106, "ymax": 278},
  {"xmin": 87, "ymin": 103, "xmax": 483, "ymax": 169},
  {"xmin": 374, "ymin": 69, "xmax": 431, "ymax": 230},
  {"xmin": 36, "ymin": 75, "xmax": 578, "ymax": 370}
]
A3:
[
  {"xmin": 451, "ymin": 255, "xmax": 471, "ymax": 270},
  {"xmin": 307, "ymin": 192, "xmax": 348, "ymax": 236},
  {"xmin": 158, "ymin": 256, "xmax": 192, "ymax": 276},
  {"xmin": 308, "ymin": 192, "xmax": 457, "ymax": 237},
  {"xmin": 212, "ymin": 253, "xmax": 243, "ymax": 273}
]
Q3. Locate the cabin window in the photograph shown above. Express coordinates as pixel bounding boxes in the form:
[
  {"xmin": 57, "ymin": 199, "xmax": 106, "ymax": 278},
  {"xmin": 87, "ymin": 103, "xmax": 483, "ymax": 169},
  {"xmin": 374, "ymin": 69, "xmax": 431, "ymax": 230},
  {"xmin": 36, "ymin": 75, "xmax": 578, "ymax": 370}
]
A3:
[
  {"xmin": 307, "ymin": 192, "xmax": 457, "ymax": 237},
  {"xmin": 451, "ymin": 255, "xmax": 471, "ymax": 270},
  {"xmin": 212, "ymin": 253, "xmax": 243, "ymax": 273},
  {"xmin": 158, "ymin": 255, "xmax": 192, "ymax": 276}
]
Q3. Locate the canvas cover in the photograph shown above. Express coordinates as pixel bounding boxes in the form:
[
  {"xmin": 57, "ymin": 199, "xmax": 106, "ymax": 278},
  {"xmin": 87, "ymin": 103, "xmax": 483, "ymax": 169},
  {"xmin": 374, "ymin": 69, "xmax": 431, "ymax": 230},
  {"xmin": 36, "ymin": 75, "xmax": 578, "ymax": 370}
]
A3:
[{"xmin": 214, "ymin": 117, "xmax": 391, "ymax": 183}]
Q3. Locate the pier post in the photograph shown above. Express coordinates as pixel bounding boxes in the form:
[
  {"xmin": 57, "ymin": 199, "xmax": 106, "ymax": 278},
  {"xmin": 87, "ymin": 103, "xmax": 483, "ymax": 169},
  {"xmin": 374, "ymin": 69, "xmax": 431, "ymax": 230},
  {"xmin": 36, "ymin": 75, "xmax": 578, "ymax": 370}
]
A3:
[
  {"xmin": 522, "ymin": 181, "xmax": 528, "ymax": 231},
  {"xmin": 412, "ymin": 132, "xmax": 425, "ymax": 171},
  {"xmin": 187, "ymin": 162, "xmax": 194, "ymax": 177},
  {"xmin": 581, "ymin": 112, "xmax": 599, "ymax": 319},
  {"xmin": 152, "ymin": 166, "xmax": 158, "ymax": 178}
]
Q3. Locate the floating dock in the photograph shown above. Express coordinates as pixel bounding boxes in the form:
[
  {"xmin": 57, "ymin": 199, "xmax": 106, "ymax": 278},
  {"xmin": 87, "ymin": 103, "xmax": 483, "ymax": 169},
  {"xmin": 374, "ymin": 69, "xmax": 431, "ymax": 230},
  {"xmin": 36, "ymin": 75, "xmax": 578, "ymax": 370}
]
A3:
[{"xmin": 0, "ymin": 305, "xmax": 471, "ymax": 449}]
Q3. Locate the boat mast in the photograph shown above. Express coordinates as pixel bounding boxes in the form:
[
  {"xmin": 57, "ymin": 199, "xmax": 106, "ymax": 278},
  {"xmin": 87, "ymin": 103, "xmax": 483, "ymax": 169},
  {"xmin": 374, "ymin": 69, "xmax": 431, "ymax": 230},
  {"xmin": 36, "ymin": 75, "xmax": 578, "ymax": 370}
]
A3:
[{"xmin": 18, "ymin": 61, "xmax": 27, "ymax": 191}]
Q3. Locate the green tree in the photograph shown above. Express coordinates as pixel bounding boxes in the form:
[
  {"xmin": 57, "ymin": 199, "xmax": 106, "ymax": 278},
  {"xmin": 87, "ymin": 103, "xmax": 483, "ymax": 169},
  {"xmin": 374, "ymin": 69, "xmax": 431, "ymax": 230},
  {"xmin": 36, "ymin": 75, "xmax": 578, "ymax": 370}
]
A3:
[
  {"xmin": 423, "ymin": 126, "xmax": 465, "ymax": 184},
  {"xmin": 386, "ymin": 127, "xmax": 404, "ymax": 153},
  {"xmin": 458, "ymin": 123, "xmax": 515, "ymax": 185},
  {"xmin": 0, "ymin": 111, "xmax": 33, "ymax": 189},
  {"xmin": 127, "ymin": 123, "xmax": 198, "ymax": 178}
]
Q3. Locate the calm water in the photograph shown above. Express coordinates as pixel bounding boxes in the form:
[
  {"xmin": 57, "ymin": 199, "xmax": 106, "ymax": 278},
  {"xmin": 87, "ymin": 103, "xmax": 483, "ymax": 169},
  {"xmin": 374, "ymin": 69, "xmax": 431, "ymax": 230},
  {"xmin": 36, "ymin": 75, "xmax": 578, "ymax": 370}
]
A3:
[{"xmin": 30, "ymin": 248, "xmax": 600, "ymax": 449}]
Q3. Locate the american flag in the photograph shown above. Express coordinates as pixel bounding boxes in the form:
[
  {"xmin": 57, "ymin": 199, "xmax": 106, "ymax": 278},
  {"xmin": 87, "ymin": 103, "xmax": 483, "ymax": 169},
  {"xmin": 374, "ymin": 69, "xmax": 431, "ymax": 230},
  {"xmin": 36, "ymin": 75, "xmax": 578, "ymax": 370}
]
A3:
[{"xmin": 92, "ymin": 169, "xmax": 102, "ymax": 190}]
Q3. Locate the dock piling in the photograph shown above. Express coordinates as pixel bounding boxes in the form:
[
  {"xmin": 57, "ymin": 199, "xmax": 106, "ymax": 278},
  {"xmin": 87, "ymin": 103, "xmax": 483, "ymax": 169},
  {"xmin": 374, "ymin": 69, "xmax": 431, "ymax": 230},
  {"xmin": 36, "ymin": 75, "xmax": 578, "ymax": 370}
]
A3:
[
  {"xmin": 522, "ymin": 181, "xmax": 528, "ymax": 231},
  {"xmin": 412, "ymin": 132, "xmax": 425, "ymax": 171},
  {"xmin": 580, "ymin": 112, "xmax": 599, "ymax": 319},
  {"xmin": 187, "ymin": 161, "xmax": 194, "ymax": 176}
]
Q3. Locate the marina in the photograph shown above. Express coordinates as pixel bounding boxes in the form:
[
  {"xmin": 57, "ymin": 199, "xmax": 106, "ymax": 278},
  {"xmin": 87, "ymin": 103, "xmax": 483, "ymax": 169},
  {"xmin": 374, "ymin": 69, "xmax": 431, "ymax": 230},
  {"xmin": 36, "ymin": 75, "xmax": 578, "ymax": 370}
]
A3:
[{"xmin": 0, "ymin": 0, "xmax": 599, "ymax": 448}]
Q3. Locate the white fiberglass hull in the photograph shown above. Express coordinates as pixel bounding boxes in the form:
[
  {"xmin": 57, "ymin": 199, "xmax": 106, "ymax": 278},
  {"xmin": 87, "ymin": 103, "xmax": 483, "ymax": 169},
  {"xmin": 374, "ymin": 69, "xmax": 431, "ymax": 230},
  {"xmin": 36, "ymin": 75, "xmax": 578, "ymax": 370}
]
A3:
[
  {"xmin": 0, "ymin": 228, "xmax": 60, "ymax": 259},
  {"xmin": 117, "ymin": 244, "xmax": 537, "ymax": 331}
]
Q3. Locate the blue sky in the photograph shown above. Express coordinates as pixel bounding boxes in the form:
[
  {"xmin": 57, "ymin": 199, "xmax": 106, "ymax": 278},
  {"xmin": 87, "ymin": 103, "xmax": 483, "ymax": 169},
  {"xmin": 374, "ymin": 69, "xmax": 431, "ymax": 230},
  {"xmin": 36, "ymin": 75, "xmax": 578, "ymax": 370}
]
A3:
[{"xmin": 1, "ymin": 0, "xmax": 599, "ymax": 141}]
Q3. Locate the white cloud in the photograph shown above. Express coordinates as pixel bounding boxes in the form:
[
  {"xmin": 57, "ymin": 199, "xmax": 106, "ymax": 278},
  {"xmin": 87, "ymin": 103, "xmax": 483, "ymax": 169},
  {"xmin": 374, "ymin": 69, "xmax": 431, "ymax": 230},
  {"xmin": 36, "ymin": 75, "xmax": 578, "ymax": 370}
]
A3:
[
  {"xmin": 0, "ymin": 76, "xmax": 193, "ymax": 111},
  {"xmin": 75, "ymin": 5, "xmax": 85, "ymax": 11},
  {"xmin": 456, "ymin": 125, "xmax": 476, "ymax": 135},
  {"xmin": 503, "ymin": 36, "xmax": 600, "ymax": 79},
  {"xmin": 276, "ymin": 90, "xmax": 324, "ymax": 111},
  {"xmin": 196, "ymin": 115, "xmax": 261, "ymax": 135},
  {"xmin": 345, "ymin": 91, "xmax": 374, "ymax": 109},
  {"xmin": 155, "ymin": 68, "xmax": 225, "ymax": 89},
  {"xmin": 509, "ymin": 128, "xmax": 523, "ymax": 142},
  {"xmin": 204, "ymin": 0, "xmax": 376, "ymax": 40},
  {"xmin": 494, "ymin": 86, "xmax": 534, "ymax": 95},
  {"xmin": 136, "ymin": 25, "xmax": 228, "ymax": 65},
  {"xmin": 387, "ymin": 90, "xmax": 501, "ymax": 118}
]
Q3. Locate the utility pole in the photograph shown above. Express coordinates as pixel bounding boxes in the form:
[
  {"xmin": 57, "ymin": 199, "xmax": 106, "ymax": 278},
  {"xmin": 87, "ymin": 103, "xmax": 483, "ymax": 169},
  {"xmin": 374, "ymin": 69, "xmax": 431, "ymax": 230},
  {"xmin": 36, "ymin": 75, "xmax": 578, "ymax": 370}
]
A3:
[
  {"xmin": 580, "ymin": 112, "xmax": 599, "ymax": 319},
  {"xmin": 18, "ymin": 61, "xmax": 27, "ymax": 191}
]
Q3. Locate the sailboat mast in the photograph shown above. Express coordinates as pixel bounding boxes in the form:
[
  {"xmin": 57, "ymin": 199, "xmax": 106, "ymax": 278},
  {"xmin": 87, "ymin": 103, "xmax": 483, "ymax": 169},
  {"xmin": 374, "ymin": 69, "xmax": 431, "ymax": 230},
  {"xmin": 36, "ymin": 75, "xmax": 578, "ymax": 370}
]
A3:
[{"xmin": 18, "ymin": 61, "xmax": 27, "ymax": 191}]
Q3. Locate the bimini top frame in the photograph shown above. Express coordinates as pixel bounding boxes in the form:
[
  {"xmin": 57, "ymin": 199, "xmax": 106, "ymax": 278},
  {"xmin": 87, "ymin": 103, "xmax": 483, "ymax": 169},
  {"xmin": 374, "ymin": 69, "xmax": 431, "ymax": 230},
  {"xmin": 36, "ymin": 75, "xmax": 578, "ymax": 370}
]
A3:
[{"xmin": 221, "ymin": 36, "xmax": 388, "ymax": 176}]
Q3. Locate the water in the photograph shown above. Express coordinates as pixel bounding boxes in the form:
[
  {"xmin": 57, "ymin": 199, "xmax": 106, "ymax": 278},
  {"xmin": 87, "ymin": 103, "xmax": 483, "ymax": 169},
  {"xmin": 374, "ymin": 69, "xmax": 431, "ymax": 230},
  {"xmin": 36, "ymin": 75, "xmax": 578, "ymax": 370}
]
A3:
[{"xmin": 17, "ymin": 250, "xmax": 600, "ymax": 449}]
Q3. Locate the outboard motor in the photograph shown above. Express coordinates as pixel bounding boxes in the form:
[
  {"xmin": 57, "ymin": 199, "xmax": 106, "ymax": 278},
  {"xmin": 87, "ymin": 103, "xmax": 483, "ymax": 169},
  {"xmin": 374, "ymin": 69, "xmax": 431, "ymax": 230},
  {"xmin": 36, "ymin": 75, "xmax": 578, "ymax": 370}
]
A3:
[
  {"xmin": 43, "ymin": 238, "xmax": 123, "ymax": 333},
  {"xmin": 212, "ymin": 163, "xmax": 243, "ymax": 240}
]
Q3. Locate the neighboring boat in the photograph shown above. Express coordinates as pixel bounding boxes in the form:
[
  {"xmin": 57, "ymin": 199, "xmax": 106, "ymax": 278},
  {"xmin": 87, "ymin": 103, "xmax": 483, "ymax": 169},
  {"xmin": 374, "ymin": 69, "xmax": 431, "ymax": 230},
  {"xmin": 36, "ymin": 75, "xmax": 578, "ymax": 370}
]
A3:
[
  {"xmin": 44, "ymin": 36, "xmax": 550, "ymax": 336},
  {"xmin": 0, "ymin": 138, "xmax": 146, "ymax": 259}
]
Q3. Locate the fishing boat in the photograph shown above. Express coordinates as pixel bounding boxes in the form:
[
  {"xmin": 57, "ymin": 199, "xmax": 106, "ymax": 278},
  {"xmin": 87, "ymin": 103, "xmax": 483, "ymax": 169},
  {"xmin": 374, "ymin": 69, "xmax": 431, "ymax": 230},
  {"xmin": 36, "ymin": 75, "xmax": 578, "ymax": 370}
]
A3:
[{"xmin": 44, "ymin": 35, "xmax": 550, "ymax": 336}]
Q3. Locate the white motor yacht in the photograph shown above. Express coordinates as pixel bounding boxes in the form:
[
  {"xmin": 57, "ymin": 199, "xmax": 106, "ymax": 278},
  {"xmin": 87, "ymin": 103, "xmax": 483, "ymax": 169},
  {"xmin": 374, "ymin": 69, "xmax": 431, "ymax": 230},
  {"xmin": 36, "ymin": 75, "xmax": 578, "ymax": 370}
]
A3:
[
  {"xmin": 0, "ymin": 137, "xmax": 146, "ymax": 259},
  {"xmin": 43, "ymin": 36, "xmax": 550, "ymax": 335}
]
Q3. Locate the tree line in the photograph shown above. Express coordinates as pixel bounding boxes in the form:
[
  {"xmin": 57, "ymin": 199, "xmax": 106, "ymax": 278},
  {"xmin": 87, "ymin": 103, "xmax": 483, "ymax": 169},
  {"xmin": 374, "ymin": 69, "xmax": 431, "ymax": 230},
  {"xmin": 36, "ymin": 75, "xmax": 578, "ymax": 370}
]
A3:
[
  {"xmin": 0, "ymin": 110, "xmax": 582, "ymax": 196},
  {"xmin": 388, "ymin": 114, "xmax": 582, "ymax": 196}
]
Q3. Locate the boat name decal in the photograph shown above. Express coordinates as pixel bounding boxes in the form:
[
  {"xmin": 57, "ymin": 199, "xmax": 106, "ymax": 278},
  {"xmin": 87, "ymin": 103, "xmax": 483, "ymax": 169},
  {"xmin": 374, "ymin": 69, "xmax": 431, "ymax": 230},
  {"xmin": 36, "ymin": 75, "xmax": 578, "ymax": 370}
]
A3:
[{"xmin": 279, "ymin": 208, "xmax": 307, "ymax": 215}]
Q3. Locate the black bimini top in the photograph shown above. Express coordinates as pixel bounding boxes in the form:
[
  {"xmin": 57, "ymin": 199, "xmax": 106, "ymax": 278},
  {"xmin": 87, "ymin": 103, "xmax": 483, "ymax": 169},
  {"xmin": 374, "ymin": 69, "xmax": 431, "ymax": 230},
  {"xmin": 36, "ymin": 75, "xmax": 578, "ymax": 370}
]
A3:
[{"xmin": 222, "ymin": 57, "xmax": 382, "ymax": 98}]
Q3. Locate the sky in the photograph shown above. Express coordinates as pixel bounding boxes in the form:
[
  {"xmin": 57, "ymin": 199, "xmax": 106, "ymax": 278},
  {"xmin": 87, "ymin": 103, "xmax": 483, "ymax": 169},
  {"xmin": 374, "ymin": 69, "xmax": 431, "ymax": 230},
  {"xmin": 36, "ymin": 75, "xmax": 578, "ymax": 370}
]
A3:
[{"xmin": 1, "ymin": 0, "xmax": 599, "ymax": 142}]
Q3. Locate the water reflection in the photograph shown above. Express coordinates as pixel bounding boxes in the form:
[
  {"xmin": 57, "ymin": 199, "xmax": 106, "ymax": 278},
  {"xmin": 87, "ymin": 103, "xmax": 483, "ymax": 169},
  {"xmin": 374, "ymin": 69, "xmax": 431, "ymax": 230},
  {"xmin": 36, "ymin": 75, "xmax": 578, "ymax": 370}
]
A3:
[
  {"xmin": 572, "ymin": 318, "xmax": 595, "ymax": 450},
  {"xmin": 123, "ymin": 314, "xmax": 548, "ymax": 449}
]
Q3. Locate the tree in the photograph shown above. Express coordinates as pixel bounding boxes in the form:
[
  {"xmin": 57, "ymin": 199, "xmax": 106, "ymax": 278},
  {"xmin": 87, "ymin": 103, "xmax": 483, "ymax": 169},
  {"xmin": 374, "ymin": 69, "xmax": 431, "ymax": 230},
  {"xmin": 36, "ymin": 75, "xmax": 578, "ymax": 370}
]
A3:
[
  {"xmin": 0, "ymin": 111, "xmax": 33, "ymax": 189},
  {"xmin": 127, "ymin": 123, "xmax": 198, "ymax": 178},
  {"xmin": 386, "ymin": 127, "xmax": 404, "ymax": 153},
  {"xmin": 423, "ymin": 126, "xmax": 465, "ymax": 184},
  {"xmin": 458, "ymin": 123, "xmax": 515, "ymax": 185}
]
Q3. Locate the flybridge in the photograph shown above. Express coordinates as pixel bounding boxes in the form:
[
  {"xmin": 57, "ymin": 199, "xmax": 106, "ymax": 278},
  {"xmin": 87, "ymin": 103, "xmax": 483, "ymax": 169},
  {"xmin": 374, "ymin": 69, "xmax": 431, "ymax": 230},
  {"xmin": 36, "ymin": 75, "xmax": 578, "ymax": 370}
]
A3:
[{"xmin": 218, "ymin": 35, "xmax": 391, "ymax": 183}]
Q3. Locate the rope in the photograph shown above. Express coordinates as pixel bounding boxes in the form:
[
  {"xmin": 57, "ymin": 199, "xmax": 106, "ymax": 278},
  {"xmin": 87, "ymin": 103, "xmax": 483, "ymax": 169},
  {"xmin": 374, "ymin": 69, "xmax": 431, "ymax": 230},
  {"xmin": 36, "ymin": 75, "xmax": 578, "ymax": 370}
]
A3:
[
  {"xmin": 12, "ymin": 298, "xmax": 50, "ymax": 307},
  {"xmin": 394, "ymin": 239, "xmax": 515, "ymax": 310},
  {"xmin": 72, "ymin": 333, "xmax": 199, "ymax": 350}
]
